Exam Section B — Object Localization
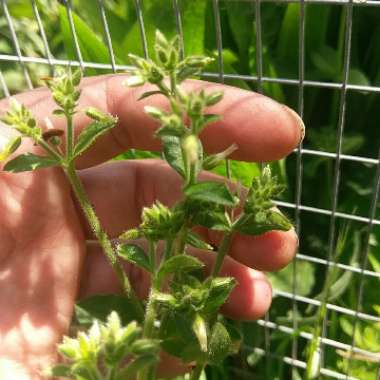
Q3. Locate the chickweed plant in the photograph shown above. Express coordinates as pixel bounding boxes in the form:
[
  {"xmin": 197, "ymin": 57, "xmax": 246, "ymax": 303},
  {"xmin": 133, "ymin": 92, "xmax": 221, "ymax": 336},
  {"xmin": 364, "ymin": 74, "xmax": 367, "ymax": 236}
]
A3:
[{"xmin": 1, "ymin": 31, "xmax": 292, "ymax": 380}]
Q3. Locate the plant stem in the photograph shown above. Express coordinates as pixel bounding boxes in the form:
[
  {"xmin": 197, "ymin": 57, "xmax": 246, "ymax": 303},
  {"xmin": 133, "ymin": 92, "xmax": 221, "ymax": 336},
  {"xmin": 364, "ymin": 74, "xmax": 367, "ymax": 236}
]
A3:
[
  {"xmin": 66, "ymin": 112, "xmax": 74, "ymax": 160},
  {"xmin": 212, "ymin": 232, "xmax": 233, "ymax": 277},
  {"xmin": 190, "ymin": 362, "xmax": 205, "ymax": 380},
  {"xmin": 305, "ymin": 264, "xmax": 334, "ymax": 379},
  {"xmin": 65, "ymin": 163, "xmax": 143, "ymax": 320},
  {"xmin": 175, "ymin": 224, "xmax": 188, "ymax": 255},
  {"xmin": 139, "ymin": 242, "xmax": 159, "ymax": 380},
  {"xmin": 38, "ymin": 139, "xmax": 63, "ymax": 162}
]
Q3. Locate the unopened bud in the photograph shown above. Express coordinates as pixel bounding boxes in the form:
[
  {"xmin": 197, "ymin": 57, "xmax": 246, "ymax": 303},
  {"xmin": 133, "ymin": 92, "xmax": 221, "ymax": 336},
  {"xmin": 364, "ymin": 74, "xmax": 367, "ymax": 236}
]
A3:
[
  {"xmin": 185, "ymin": 56, "xmax": 214, "ymax": 68},
  {"xmin": 182, "ymin": 134, "xmax": 199, "ymax": 164},
  {"xmin": 85, "ymin": 107, "xmax": 116, "ymax": 124},
  {"xmin": 144, "ymin": 105, "xmax": 164, "ymax": 120},
  {"xmin": 124, "ymin": 75, "xmax": 145, "ymax": 87},
  {"xmin": 205, "ymin": 91, "xmax": 224, "ymax": 106}
]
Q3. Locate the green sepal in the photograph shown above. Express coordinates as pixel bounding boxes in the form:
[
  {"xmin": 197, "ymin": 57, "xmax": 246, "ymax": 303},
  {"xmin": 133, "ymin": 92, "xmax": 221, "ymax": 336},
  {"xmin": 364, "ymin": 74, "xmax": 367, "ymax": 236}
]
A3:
[
  {"xmin": 157, "ymin": 254, "xmax": 204, "ymax": 284},
  {"xmin": 184, "ymin": 181, "xmax": 239, "ymax": 207},
  {"xmin": 117, "ymin": 243, "xmax": 153, "ymax": 273},
  {"xmin": 207, "ymin": 322, "xmax": 232, "ymax": 365},
  {"xmin": 154, "ymin": 292, "xmax": 178, "ymax": 309},
  {"xmin": 3, "ymin": 153, "xmax": 59, "ymax": 172},
  {"xmin": 235, "ymin": 210, "xmax": 292, "ymax": 236},
  {"xmin": 162, "ymin": 136, "xmax": 185, "ymax": 178},
  {"xmin": 186, "ymin": 231, "xmax": 214, "ymax": 251},
  {"xmin": 203, "ymin": 277, "xmax": 236, "ymax": 314},
  {"xmin": 73, "ymin": 118, "xmax": 117, "ymax": 158}
]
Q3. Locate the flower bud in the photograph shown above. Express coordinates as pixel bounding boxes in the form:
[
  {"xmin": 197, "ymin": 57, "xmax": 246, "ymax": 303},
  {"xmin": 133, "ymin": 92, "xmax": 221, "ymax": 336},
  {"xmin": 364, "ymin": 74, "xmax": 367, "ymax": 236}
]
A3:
[
  {"xmin": 182, "ymin": 134, "xmax": 199, "ymax": 165},
  {"xmin": 144, "ymin": 105, "xmax": 165, "ymax": 120},
  {"xmin": 205, "ymin": 91, "xmax": 224, "ymax": 106},
  {"xmin": 185, "ymin": 56, "xmax": 214, "ymax": 68},
  {"xmin": 124, "ymin": 75, "xmax": 145, "ymax": 87},
  {"xmin": 155, "ymin": 30, "xmax": 170, "ymax": 50}
]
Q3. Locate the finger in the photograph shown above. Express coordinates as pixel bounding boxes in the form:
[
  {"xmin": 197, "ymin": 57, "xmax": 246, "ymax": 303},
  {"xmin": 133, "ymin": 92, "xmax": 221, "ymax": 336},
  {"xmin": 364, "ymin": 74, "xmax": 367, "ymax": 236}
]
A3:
[
  {"xmin": 0, "ymin": 74, "xmax": 304, "ymax": 168},
  {"xmin": 77, "ymin": 159, "xmax": 297, "ymax": 272},
  {"xmin": 79, "ymin": 243, "xmax": 272, "ymax": 321}
]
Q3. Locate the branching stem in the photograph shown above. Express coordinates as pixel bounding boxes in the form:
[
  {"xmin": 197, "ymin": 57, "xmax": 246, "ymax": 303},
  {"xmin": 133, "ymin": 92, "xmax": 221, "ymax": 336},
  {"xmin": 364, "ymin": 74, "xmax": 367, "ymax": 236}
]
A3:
[{"xmin": 65, "ymin": 163, "xmax": 143, "ymax": 320}]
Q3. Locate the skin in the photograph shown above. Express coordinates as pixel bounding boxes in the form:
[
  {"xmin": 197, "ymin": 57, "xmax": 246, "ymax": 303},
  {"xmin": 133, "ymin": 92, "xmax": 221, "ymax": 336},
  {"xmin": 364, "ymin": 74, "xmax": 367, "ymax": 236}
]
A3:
[{"xmin": 0, "ymin": 75, "xmax": 303, "ymax": 379}]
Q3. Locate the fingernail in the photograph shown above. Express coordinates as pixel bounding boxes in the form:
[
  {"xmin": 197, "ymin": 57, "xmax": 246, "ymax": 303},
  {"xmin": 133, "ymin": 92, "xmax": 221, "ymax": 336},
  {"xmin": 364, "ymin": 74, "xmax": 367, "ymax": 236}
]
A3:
[{"xmin": 284, "ymin": 106, "xmax": 305, "ymax": 145}]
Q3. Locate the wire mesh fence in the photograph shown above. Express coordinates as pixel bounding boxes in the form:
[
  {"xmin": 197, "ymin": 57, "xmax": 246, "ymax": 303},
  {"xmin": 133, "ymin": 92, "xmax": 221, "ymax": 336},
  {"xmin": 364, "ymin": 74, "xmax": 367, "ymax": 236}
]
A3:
[{"xmin": 1, "ymin": 1, "xmax": 380, "ymax": 379}]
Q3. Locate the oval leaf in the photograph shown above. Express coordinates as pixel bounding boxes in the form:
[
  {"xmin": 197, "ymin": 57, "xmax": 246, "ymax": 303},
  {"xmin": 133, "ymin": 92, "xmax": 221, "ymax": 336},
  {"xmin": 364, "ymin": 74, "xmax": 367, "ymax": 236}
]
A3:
[
  {"xmin": 117, "ymin": 244, "xmax": 153, "ymax": 273},
  {"xmin": 162, "ymin": 136, "xmax": 185, "ymax": 178},
  {"xmin": 204, "ymin": 277, "xmax": 236, "ymax": 314},
  {"xmin": 157, "ymin": 254, "xmax": 204, "ymax": 283},
  {"xmin": 185, "ymin": 181, "xmax": 238, "ymax": 207},
  {"xmin": 3, "ymin": 153, "xmax": 59, "ymax": 173},
  {"xmin": 73, "ymin": 119, "xmax": 116, "ymax": 158},
  {"xmin": 208, "ymin": 322, "xmax": 232, "ymax": 365}
]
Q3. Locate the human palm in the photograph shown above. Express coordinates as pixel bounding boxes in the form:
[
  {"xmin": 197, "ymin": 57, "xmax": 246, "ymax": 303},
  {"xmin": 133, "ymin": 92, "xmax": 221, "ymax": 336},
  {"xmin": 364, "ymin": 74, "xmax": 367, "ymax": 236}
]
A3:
[{"xmin": 0, "ymin": 75, "xmax": 303, "ymax": 379}]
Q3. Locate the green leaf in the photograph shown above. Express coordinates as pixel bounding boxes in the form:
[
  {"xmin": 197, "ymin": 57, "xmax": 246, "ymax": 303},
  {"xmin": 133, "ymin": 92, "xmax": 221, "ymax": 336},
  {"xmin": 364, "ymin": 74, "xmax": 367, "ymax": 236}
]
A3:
[
  {"xmin": 3, "ymin": 153, "xmax": 59, "ymax": 173},
  {"xmin": 192, "ymin": 314, "xmax": 208, "ymax": 352},
  {"xmin": 73, "ymin": 120, "xmax": 116, "ymax": 157},
  {"xmin": 192, "ymin": 208, "xmax": 231, "ymax": 232},
  {"xmin": 45, "ymin": 364, "xmax": 71, "ymax": 378},
  {"xmin": 116, "ymin": 355, "xmax": 157, "ymax": 380},
  {"xmin": 162, "ymin": 136, "xmax": 185, "ymax": 178},
  {"xmin": 59, "ymin": 5, "xmax": 121, "ymax": 75},
  {"xmin": 75, "ymin": 295, "xmax": 143, "ymax": 325},
  {"xmin": 160, "ymin": 311, "xmax": 205, "ymax": 362},
  {"xmin": 208, "ymin": 322, "xmax": 232, "ymax": 365},
  {"xmin": 235, "ymin": 211, "xmax": 292, "ymax": 236},
  {"xmin": 185, "ymin": 181, "xmax": 238, "ymax": 207},
  {"xmin": 117, "ymin": 244, "xmax": 153, "ymax": 273},
  {"xmin": 157, "ymin": 255, "xmax": 204, "ymax": 283},
  {"xmin": 186, "ymin": 231, "xmax": 214, "ymax": 251},
  {"xmin": 204, "ymin": 277, "xmax": 236, "ymax": 314}
]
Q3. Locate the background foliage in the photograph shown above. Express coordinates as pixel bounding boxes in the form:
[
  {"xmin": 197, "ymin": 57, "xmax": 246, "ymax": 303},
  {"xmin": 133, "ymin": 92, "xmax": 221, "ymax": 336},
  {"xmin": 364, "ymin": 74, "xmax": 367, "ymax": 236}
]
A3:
[{"xmin": 1, "ymin": 1, "xmax": 380, "ymax": 379}]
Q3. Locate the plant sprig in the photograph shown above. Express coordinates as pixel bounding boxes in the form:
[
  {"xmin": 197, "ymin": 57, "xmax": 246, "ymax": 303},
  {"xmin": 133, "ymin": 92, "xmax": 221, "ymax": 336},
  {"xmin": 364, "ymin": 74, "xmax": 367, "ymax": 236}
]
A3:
[{"xmin": 0, "ymin": 30, "xmax": 293, "ymax": 380}]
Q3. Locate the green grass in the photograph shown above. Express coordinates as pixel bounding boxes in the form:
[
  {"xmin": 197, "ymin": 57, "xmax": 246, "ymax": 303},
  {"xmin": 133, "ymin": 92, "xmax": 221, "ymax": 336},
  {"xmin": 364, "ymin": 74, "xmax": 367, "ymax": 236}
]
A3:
[{"xmin": 1, "ymin": 1, "xmax": 380, "ymax": 378}]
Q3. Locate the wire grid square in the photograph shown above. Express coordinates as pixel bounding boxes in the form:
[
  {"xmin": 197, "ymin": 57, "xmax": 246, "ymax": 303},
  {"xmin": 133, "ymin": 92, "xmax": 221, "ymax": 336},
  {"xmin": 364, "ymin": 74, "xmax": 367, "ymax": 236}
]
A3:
[{"xmin": 1, "ymin": 0, "xmax": 380, "ymax": 379}]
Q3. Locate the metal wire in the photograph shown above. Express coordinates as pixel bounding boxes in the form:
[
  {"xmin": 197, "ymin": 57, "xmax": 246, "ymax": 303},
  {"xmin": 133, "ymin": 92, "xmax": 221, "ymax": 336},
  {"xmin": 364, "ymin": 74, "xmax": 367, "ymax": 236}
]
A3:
[
  {"xmin": 97, "ymin": 0, "xmax": 116, "ymax": 73},
  {"xmin": 1, "ymin": 0, "xmax": 32, "ymax": 89},
  {"xmin": 1, "ymin": 1, "xmax": 380, "ymax": 379},
  {"xmin": 320, "ymin": 0, "xmax": 354, "ymax": 371}
]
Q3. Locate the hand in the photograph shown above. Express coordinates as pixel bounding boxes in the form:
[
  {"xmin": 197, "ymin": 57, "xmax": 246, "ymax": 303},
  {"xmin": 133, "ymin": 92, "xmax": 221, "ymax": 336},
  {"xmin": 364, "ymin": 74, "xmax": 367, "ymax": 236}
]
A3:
[{"xmin": 0, "ymin": 75, "xmax": 303, "ymax": 379}]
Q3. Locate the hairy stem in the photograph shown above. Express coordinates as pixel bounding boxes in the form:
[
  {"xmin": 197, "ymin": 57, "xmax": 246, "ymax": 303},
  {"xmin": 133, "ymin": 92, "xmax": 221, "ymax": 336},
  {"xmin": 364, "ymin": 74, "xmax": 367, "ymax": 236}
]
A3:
[
  {"xmin": 65, "ymin": 163, "xmax": 143, "ymax": 319},
  {"xmin": 66, "ymin": 112, "xmax": 74, "ymax": 160},
  {"xmin": 212, "ymin": 232, "xmax": 233, "ymax": 277},
  {"xmin": 139, "ymin": 242, "xmax": 159, "ymax": 380}
]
